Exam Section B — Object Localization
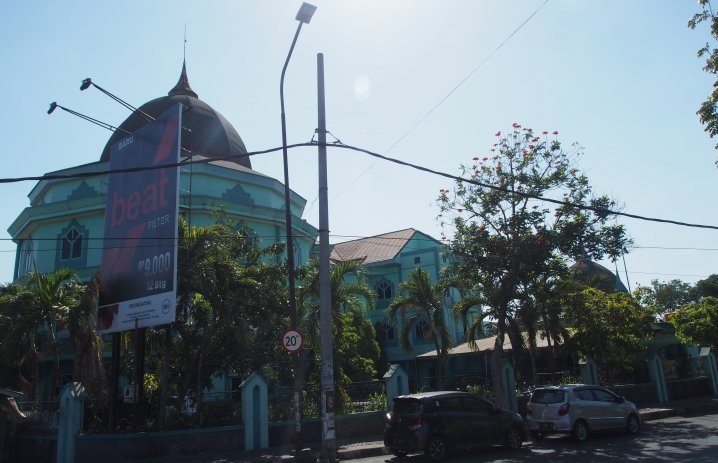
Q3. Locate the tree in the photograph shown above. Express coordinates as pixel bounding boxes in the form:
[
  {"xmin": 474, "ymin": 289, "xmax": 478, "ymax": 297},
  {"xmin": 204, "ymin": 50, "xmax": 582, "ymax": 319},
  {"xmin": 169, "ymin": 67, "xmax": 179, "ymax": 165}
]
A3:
[
  {"xmin": 386, "ymin": 266, "xmax": 452, "ymax": 389},
  {"xmin": 689, "ymin": 0, "xmax": 718, "ymax": 159},
  {"xmin": 669, "ymin": 296, "xmax": 718, "ymax": 348},
  {"xmin": 695, "ymin": 274, "xmax": 718, "ymax": 298},
  {"xmin": 634, "ymin": 279, "xmax": 699, "ymax": 316},
  {"xmin": 438, "ymin": 124, "xmax": 630, "ymax": 407},
  {"xmin": 0, "ymin": 268, "xmax": 81, "ymax": 400},
  {"xmin": 65, "ymin": 272, "xmax": 105, "ymax": 400},
  {"xmin": 566, "ymin": 288, "xmax": 656, "ymax": 384},
  {"xmin": 297, "ymin": 257, "xmax": 379, "ymax": 411},
  {"xmin": 169, "ymin": 218, "xmax": 289, "ymax": 410}
]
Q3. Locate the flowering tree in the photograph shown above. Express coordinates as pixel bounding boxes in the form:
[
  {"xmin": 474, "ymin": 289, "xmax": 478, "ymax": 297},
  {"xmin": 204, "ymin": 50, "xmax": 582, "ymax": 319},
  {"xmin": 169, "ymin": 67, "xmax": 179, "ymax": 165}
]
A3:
[
  {"xmin": 438, "ymin": 124, "xmax": 630, "ymax": 407},
  {"xmin": 689, "ymin": 0, "xmax": 718, "ymax": 160}
]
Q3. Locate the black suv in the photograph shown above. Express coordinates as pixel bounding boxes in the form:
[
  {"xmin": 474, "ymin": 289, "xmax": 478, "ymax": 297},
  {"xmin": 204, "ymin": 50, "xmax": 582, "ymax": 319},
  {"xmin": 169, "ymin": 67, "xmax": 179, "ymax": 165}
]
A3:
[{"xmin": 384, "ymin": 391, "xmax": 527, "ymax": 461}]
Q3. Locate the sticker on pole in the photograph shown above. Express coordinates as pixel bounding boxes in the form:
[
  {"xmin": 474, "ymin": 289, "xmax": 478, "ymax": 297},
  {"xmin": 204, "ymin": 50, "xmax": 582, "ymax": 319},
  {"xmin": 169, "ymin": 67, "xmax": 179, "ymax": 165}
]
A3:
[{"xmin": 281, "ymin": 329, "xmax": 304, "ymax": 353}]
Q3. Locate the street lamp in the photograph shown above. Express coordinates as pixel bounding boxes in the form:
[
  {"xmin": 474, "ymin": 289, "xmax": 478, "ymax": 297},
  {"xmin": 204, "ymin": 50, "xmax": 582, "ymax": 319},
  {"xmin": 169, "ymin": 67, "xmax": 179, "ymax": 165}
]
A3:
[{"xmin": 280, "ymin": 1, "xmax": 316, "ymax": 452}]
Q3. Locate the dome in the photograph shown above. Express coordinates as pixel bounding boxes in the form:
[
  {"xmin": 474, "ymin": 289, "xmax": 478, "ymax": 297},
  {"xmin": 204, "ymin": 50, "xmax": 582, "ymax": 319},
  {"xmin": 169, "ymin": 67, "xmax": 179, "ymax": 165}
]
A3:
[
  {"xmin": 100, "ymin": 62, "xmax": 251, "ymax": 169},
  {"xmin": 569, "ymin": 259, "xmax": 628, "ymax": 293}
]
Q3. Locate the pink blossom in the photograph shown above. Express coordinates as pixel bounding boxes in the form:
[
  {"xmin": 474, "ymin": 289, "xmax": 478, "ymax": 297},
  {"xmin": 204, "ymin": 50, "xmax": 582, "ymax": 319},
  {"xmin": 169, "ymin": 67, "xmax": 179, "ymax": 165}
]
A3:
[
  {"xmin": 495, "ymin": 131, "xmax": 501, "ymax": 137},
  {"xmin": 552, "ymin": 130, "xmax": 559, "ymax": 135}
]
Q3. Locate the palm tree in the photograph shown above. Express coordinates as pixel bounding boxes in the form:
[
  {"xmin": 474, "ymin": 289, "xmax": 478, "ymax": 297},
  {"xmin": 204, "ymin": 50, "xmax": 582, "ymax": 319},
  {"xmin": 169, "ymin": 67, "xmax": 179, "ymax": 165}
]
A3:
[
  {"xmin": 386, "ymin": 267, "xmax": 453, "ymax": 389},
  {"xmin": 298, "ymin": 257, "xmax": 376, "ymax": 345},
  {"xmin": 0, "ymin": 268, "xmax": 80, "ymax": 400},
  {"xmin": 297, "ymin": 257, "xmax": 378, "ymax": 411}
]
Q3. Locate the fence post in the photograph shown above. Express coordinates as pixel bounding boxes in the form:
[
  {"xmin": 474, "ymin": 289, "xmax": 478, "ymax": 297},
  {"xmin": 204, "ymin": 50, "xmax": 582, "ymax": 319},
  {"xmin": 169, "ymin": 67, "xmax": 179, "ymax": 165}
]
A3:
[
  {"xmin": 383, "ymin": 365, "xmax": 409, "ymax": 410},
  {"xmin": 579, "ymin": 357, "xmax": 599, "ymax": 385},
  {"xmin": 240, "ymin": 372, "xmax": 268, "ymax": 450},
  {"xmin": 500, "ymin": 360, "xmax": 517, "ymax": 412},
  {"xmin": 56, "ymin": 382, "xmax": 87, "ymax": 463},
  {"xmin": 648, "ymin": 352, "xmax": 668, "ymax": 403},
  {"xmin": 699, "ymin": 348, "xmax": 718, "ymax": 396}
]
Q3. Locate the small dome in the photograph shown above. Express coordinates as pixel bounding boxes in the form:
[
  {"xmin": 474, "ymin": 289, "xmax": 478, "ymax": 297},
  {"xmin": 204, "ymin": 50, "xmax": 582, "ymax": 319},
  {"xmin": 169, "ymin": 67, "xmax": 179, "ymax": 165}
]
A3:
[
  {"xmin": 100, "ymin": 62, "xmax": 250, "ymax": 169},
  {"xmin": 570, "ymin": 259, "xmax": 628, "ymax": 293}
]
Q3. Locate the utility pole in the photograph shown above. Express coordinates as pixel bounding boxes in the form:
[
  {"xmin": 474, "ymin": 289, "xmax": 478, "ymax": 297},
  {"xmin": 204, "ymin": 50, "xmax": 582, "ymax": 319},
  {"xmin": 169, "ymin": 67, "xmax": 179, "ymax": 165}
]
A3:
[{"xmin": 317, "ymin": 52, "xmax": 336, "ymax": 463}]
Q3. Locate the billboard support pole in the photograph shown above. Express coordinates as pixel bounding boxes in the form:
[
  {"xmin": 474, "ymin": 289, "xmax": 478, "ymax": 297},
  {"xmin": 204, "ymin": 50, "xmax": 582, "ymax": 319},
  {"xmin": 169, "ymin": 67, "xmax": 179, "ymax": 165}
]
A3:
[{"xmin": 108, "ymin": 332, "xmax": 120, "ymax": 433}]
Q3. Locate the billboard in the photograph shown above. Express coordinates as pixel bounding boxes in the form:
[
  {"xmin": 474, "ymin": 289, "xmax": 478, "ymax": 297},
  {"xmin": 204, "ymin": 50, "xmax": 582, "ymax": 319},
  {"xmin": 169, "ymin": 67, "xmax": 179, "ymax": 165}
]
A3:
[{"xmin": 97, "ymin": 104, "xmax": 181, "ymax": 334}]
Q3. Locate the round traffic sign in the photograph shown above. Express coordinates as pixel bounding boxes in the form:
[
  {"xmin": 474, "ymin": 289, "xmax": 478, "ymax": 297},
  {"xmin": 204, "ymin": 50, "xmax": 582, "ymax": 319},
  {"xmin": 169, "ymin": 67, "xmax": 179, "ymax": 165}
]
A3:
[{"xmin": 281, "ymin": 329, "xmax": 304, "ymax": 353}]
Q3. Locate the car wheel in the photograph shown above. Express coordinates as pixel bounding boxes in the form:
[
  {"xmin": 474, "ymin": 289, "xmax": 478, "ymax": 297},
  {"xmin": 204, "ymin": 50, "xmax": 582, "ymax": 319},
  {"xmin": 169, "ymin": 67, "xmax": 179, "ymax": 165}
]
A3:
[
  {"xmin": 572, "ymin": 419, "xmax": 589, "ymax": 442},
  {"xmin": 530, "ymin": 430, "xmax": 545, "ymax": 441},
  {"xmin": 626, "ymin": 414, "xmax": 640, "ymax": 435},
  {"xmin": 425, "ymin": 435, "xmax": 448, "ymax": 462},
  {"xmin": 504, "ymin": 426, "xmax": 523, "ymax": 450}
]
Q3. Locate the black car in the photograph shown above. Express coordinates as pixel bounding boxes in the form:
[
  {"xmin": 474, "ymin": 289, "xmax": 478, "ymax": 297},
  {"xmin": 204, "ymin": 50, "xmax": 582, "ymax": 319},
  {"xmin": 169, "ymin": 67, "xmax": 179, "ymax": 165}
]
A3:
[{"xmin": 383, "ymin": 391, "xmax": 527, "ymax": 461}]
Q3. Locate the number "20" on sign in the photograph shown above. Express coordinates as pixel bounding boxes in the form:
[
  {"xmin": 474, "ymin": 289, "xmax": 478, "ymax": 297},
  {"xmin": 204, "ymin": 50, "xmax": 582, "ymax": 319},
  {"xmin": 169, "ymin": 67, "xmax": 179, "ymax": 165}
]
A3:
[{"xmin": 281, "ymin": 329, "xmax": 304, "ymax": 353}]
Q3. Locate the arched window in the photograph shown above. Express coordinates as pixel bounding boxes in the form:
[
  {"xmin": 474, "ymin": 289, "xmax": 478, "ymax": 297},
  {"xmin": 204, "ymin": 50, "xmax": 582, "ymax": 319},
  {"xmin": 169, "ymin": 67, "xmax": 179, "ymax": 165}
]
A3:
[
  {"xmin": 414, "ymin": 318, "xmax": 430, "ymax": 341},
  {"xmin": 376, "ymin": 279, "xmax": 393, "ymax": 301},
  {"xmin": 62, "ymin": 227, "xmax": 83, "ymax": 260},
  {"xmin": 56, "ymin": 220, "xmax": 88, "ymax": 269}
]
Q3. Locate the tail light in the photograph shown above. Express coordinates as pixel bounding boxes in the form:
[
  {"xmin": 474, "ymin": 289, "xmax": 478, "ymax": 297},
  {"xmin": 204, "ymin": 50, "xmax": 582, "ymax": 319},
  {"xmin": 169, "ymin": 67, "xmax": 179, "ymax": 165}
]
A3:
[
  {"xmin": 409, "ymin": 416, "xmax": 423, "ymax": 431},
  {"xmin": 558, "ymin": 403, "xmax": 570, "ymax": 416},
  {"xmin": 526, "ymin": 401, "xmax": 533, "ymax": 417}
]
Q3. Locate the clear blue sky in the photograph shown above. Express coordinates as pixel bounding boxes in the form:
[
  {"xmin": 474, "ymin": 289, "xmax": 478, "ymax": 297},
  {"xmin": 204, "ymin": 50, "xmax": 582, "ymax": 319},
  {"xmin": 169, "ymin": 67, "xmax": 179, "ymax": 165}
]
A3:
[{"xmin": 1, "ymin": 0, "xmax": 716, "ymax": 290}]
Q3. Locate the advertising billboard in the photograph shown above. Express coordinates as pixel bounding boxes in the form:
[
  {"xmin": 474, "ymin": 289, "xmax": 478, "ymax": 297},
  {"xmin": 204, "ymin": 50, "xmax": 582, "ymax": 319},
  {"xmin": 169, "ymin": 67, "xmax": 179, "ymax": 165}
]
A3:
[{"xmin": 97, "ymin": 104, "xmax": 181, "ymax": 334}]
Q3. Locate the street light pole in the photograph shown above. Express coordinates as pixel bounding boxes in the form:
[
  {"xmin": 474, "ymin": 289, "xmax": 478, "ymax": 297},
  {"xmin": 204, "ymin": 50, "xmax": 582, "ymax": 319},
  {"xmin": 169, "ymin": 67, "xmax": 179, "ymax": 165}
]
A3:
[{"xmin": 280, "ymin": 2, "xmax": 316, "ymax": 452}]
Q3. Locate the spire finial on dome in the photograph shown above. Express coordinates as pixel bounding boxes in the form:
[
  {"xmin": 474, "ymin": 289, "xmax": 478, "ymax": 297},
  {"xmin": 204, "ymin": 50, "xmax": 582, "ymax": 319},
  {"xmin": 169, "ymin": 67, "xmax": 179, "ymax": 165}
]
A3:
[{"xmin": 169, "ymin": 59, "xmax": 198, "ymax": 98}]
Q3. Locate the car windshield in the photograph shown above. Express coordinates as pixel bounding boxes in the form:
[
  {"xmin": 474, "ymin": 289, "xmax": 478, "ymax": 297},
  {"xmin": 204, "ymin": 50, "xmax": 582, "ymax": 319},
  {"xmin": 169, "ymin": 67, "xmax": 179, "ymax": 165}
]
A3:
[
  {"xmin": 392, "ymin": 398, "xmax": 421, "ymax": 416},
  {"xmin": 531, "ymin": 389, "xmax": 566, "ymax": 404}
]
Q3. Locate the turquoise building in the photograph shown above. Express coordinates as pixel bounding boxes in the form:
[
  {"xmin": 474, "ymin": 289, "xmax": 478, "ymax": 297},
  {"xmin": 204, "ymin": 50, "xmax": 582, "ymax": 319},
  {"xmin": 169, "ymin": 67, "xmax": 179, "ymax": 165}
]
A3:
[
  {"xmin": 8, "ymin": 63, "xmax": 318, "ymax": 286},
  {"xmin": 6, "ymin": 63, "xmax": 453, "ymax": 394}
]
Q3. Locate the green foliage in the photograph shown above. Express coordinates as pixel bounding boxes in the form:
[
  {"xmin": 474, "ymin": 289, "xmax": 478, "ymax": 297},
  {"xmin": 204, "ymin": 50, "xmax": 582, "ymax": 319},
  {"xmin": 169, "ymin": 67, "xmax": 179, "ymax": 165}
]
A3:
[
  {"xmin": 439, "ymin": 124, "xmax": 631, "ymax": 404},
  {"xmin": 689, "ymin": 1, "xmax": 718, "ymax": 159},
  {"xmin": 169, "ymin": 217, "xmax": 290, "ymax": 399},
  {"xmin": 466, "ymin": 383, "xmax": 495, "ymax": 400},
  {"xmin": 634, "ymin": 279, "xmax": 698, "ymax": 316},
  {"xmin": 566, "ymin": 288, "xmax": 657, "ymax": 378},
  {"xmin": 385, "ymin": 267, "xmax": 453, "ymax": 388},
  {"xmin": 669, "ymin": 296, "xmax": 718, "ymax": 347},
  {"xmin": 365, "ymin": 391, "xmax": 388, "ymax": 412},
  {"xmin": 297, "ymin": 257, "xmax": 380, "ymax": 406},
  {"xmin": 695, "ymin": 274, "xmax": 718, "ymax": 298},
  {"xmin": 0, "ymin": 268, "xmax": 82, "ymax": 399}
]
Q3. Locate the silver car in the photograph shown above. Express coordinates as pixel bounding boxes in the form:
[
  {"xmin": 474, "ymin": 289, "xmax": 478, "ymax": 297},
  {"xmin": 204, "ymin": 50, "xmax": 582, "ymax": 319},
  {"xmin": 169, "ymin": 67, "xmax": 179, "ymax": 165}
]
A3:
[{"xmin": 526, "ymin": 384, "xmax": 641, "ymax": 442}]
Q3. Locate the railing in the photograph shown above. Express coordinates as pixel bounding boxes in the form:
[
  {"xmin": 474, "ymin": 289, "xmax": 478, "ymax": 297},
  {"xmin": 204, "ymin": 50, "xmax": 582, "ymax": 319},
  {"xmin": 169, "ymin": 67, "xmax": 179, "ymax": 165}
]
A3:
[{"xmin": 15, "ymin": 401, "xmax": 59, "ymax": 433}]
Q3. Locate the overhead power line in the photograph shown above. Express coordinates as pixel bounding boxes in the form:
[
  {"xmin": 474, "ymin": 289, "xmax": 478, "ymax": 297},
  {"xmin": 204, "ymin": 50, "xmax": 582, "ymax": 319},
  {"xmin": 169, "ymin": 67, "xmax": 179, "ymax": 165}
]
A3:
[{"xmin": 2, "ymin": 141, "xmax": 717, "ymax": 232}]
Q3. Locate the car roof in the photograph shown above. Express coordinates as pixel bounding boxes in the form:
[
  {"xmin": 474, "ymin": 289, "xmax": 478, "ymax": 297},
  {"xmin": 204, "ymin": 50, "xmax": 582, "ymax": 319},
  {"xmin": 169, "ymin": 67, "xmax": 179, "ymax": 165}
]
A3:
[
  {"xmin": 532, "ymin": 384, "xmax": 595, "ymax": 391},
  {"xmin": 394, "ymin": 390, "xmax": 475, "ymax": 401}
]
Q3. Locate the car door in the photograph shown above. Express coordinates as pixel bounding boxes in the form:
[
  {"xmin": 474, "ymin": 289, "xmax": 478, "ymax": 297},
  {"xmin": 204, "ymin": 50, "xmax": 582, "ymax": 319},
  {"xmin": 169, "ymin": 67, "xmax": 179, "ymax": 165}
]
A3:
[
  {"xmin": 460, "ymin": 396, "xmax": 500, "ymax": 445},
  {"xmin": 573, "ymin": 387, "xmax": 606, "ymax": 429},
  {"xmin": 435, "ymin": 397, "xmax": 473, "ymax": 448},
  {"xmin": 590, "ymin": 387, "xmax": 625, "ymax": 429}
]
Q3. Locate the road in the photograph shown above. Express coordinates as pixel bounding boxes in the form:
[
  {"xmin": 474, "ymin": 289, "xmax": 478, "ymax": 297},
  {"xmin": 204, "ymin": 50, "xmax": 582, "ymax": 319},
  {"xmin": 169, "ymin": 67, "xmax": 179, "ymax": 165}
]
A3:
[{"xmin": 351, "ymin": 413, "xmax": 718, "ymax": 463}]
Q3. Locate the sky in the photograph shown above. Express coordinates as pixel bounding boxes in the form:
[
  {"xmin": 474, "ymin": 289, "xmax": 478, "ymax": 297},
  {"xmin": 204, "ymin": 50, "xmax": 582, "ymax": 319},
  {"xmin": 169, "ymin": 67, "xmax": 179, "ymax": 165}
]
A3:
[{"xmin": 1, "ymin": 0, "xmax": 717, "ymax": 291}]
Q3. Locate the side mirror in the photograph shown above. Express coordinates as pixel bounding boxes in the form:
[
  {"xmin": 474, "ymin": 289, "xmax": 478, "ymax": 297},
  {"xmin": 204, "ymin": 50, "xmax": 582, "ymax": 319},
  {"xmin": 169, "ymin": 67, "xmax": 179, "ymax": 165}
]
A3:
[{"xmin": 616, "ymin": 396, "xmax": 625, "ymax": 404}]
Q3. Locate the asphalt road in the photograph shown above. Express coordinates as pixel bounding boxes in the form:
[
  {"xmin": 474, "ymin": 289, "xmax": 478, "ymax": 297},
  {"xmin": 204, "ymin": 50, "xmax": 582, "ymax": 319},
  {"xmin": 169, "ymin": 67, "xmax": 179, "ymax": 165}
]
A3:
[{"xmin": 350, "ymin": 413, "xmax": 718, "ymax": 463}]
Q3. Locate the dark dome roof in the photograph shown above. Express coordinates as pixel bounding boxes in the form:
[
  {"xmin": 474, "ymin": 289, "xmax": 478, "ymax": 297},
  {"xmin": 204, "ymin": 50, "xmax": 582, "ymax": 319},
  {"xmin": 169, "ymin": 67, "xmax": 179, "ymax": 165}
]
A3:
[
  {"xmin": 569, "ymin": 259, "xmax": 628, "ymax": 293},
  {"xmin": 100, "ymin": 62, "xmax": 250, "ymax": 169}
]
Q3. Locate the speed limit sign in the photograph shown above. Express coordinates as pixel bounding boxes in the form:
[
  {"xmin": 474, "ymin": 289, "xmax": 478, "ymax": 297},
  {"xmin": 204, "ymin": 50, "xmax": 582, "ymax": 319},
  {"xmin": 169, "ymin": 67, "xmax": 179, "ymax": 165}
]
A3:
[{"xmin": 281, "ymin": 328, "xmax": 304, "ymax": 353}]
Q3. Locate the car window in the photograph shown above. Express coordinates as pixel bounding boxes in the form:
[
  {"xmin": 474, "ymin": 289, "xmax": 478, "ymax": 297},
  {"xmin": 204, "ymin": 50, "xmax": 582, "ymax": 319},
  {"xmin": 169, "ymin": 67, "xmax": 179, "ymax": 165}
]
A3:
[
  {"xmin": 392, "ymin": 399, "xmax": 421, "ymax": 416},
  {"xmin": 439, "ymin": 397, "xmax": 462, "ymax": 411},
  {"xmin": 530, "ymin": 389, "xmax": 565, "ymax": 404},
  {"xmin": 461, "ymin": 397, "xmax": 493, "ymax": 414},
  {"xmin": 574, "ymin": 389, "xmax": 594, "ymax": 401},
  {"xmin": 591, "ymin": 388, "xmax": 617, "ymax": 403}
]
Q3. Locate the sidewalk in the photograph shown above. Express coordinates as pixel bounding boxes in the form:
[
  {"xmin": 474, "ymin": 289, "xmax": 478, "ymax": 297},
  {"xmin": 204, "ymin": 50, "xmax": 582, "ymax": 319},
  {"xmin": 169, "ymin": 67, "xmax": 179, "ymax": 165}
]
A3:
[{"xmin": 140, "ymin": 396, "xmax": 718, "ymax": 463}]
